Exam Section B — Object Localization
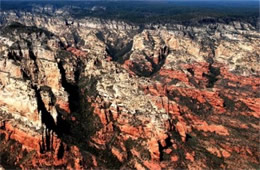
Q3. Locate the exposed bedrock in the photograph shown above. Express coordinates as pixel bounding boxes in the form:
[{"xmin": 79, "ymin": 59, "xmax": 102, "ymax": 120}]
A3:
[{"xmin": 0, "ymin": 15, "xmax": 259, "ymax": 170}]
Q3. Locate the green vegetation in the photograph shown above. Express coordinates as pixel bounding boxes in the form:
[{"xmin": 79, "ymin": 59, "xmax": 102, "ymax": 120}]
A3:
[
  {"xmin": 1, "ymin": 1, "xmax": 258, "ymax": 26},
  {"xmin": 2, "ymin": 22, "xmax": 54, "ymax": 38}
]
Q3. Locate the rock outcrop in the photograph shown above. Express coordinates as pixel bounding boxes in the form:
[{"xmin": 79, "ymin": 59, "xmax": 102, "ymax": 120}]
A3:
[{"xmin": 0, "ymin": 7, "xmax": 259, "ymax": 170}]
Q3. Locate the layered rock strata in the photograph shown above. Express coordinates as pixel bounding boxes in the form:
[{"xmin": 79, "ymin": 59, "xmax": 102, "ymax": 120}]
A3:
[{"xmin": 0, "ymin": 10, "xmax": 259, "ymax": 169}]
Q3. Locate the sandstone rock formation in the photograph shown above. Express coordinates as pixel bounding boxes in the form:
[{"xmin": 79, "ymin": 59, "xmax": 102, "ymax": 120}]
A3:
[{"xmin": 0, "ymin": 7, "xmax": 259, "ymax": 170}]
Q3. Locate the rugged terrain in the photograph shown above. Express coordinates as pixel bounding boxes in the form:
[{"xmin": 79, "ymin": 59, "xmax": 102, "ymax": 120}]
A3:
[{"xmin": 0, "ymin": 4, "xmax": 259, "ymax": 170}]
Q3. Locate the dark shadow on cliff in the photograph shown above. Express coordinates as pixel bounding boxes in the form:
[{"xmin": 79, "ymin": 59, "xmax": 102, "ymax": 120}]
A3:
[
  {"xmin": 131, "ymin": 46, "xmax": 169, "ymax": 77},
  {"xmin": 33, "ymin": 85, "xmax": 70, "ymax": 157},
  {"xmin": 57, "ymin": 61, "xmax": 81, "ymax": 112}
]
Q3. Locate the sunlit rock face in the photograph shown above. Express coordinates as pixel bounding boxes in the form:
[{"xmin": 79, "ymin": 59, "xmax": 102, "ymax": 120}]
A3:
[{"xmin": 0, "ymin": 8, "xmax": 259, "ymax": 170}]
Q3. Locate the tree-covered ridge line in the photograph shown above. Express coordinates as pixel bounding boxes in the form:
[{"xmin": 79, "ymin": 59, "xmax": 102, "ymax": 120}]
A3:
[{"xmin": 1, "ymin": 1, "xmax": 258, "ymax": 25}]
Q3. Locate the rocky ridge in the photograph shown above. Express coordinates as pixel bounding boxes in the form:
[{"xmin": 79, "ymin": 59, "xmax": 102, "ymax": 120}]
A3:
[{"xmin": 0, "ymin": 9, "xmax": 259, "ymax": 169}]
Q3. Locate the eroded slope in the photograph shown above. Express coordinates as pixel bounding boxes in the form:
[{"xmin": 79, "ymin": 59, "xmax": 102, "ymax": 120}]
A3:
[{"xmin": 0, "ymin": 15, "xmax": 259, "ymax": 170}]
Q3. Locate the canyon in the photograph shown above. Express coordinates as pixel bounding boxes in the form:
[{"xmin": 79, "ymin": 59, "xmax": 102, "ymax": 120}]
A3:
[{"xmin": 0, "ymin": 4, "xmax": 259, "ymax": 169}]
